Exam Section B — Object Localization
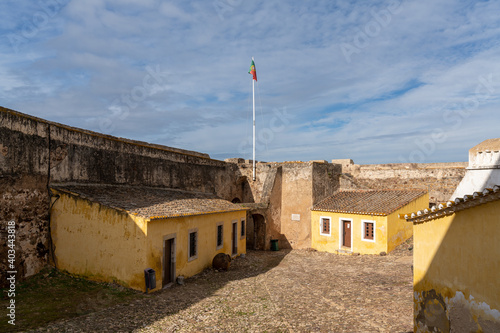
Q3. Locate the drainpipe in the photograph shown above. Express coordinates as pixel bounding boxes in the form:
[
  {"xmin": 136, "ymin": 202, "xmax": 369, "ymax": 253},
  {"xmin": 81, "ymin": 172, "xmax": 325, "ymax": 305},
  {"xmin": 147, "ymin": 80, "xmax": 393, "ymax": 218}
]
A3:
[
  {"xmin": 48, "ymin": 193, "xmax": 60, "ymax": 269},
  {"xmin": 46, "ymin": 123, "xmax": 59, "ymax": 269}
]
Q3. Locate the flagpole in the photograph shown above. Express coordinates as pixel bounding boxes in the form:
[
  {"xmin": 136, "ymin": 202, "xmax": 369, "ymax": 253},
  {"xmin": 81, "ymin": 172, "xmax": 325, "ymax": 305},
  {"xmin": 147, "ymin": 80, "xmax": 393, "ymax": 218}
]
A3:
[{"xmin": 252, "ymin": 59, "xmax": 256, "ymax": 181}]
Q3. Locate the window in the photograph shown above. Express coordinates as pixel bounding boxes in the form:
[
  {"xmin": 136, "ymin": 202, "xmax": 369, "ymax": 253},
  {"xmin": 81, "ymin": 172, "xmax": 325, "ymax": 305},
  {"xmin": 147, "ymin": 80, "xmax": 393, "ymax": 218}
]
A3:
[
  {"xmin": 188, "ymin": 229, "xmax": 198, "ymax": 261},
  {"xmin": 320, "ymin": 217, "xmax": 331, "ymax": 236},
  {"xmin": 216, "ymin": 222, "xmax": 223, "ymax": 250},
  {"xmin": 189, "ymin": 232, "xmax": 197, "ymax": 256},
  {"xmin": 240, "ymin": 219, "xmax": 245, "ymax": 239},
  {"xmin": 362, "ymin": 220, "xmax": 375, "ymax": 242}
]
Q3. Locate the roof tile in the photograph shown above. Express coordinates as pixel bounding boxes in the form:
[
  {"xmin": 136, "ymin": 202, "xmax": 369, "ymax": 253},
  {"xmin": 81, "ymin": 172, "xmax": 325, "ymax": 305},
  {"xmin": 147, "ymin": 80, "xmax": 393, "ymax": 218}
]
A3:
[
  {"xmin": 312, "ymin": 189, "xmax": 427, "ymax": 216},
  {"xmin": 403, "ymin": 185, "xmax": 500, "ymax": 222},
  {"xmin": 51, "ymin": 184, "xmax": 246, "ymax": 219}
]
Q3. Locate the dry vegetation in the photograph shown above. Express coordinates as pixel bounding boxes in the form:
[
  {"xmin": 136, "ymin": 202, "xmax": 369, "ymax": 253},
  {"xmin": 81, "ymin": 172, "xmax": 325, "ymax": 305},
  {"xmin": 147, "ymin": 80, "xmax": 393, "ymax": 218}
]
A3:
[{"xmin": 0, "ymin": 267, "xmax": 143, "ymax": 332}]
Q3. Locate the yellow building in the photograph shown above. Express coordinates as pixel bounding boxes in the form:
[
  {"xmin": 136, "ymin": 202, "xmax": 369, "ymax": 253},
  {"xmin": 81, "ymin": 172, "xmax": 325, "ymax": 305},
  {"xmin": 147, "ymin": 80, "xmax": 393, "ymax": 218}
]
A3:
[
  {"xmin": 50, "ymin": 184, "xmax": 247, "ymax": 292},
  {"xmin": 404, "ymin": 186, "xmax": 500, "ymax": 332},
  {"xmin": 311, "ymin": 189, "xmax": 428, "ymax": 255}
]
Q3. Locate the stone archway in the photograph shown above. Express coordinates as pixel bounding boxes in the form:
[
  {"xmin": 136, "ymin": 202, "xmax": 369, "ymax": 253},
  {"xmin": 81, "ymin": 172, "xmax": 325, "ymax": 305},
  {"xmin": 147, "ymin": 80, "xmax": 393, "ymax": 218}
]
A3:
[{"xmin": 251, "ymin": 214, "xmax": 266, "ymax": 250}]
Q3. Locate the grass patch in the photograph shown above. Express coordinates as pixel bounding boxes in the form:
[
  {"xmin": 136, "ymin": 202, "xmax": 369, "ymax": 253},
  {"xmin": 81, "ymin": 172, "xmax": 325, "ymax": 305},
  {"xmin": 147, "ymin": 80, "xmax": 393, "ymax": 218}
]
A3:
[{"xmin": 0, "ymin": 266, "xmax": 144, "ymax": 332}]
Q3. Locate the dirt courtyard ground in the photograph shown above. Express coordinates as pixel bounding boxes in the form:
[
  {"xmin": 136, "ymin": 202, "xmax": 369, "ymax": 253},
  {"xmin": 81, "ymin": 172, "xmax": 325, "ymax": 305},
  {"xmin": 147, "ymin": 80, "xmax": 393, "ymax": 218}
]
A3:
[{"xmin": 32, "ymin": 245, "xmax": 414, "ymax": 332}]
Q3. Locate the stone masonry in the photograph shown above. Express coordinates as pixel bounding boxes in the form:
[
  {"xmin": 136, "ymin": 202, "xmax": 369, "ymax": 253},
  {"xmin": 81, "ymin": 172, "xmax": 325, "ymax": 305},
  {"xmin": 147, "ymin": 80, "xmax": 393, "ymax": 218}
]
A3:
[
  {"xmin": 0, "ymin": 107, "xmax": 243, "ymax": 286},
  {"xmin": 1, "ymin": 107, "xmax": 466, "ymax": 284},
  {"xmin": 337, "ymin": 160, "xmax": 467, "ymax": 205}
]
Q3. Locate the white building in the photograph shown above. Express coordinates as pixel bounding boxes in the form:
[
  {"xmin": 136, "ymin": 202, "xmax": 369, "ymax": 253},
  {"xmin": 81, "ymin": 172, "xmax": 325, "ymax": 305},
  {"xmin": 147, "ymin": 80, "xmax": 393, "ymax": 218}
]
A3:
[{"xmin": 451, "ymin": 138, "xmax": 500, "ymax": 199}]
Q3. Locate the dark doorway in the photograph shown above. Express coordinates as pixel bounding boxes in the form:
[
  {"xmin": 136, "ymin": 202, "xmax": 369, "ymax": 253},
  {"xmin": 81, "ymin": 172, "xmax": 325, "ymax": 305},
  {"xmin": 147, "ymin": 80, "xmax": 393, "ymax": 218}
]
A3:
[
  {"xmin": 252, "ymin": 214, "xmax": 266, "ymax": 250},
  {"xmin": 163, "ymin": 236, "xmax": 175, "ymax": 287},
  {"xmin": 231, "ymin": 197, "xmax": 241, "ymax": 203},
  {"xmin": 232, "ymin": 222, "xmax": 238, "ymax": 255},
  {"xmin": 246, "ymin": 215, "xmax": 255, "ymax": 249}
]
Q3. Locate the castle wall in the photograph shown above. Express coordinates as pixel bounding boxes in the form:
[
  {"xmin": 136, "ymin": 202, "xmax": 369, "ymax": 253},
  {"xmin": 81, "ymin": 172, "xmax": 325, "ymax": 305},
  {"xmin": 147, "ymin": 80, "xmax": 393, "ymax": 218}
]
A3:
[
  {"xmin": 0, "ymin": 107, "xmax": 243, "ymax": 284},
  {"xmin": 312, "ymin": 162, "xmax": 342, "ymax": 204},
  {"xmin": 339, "ymin": 162, "xmax": 467, "ymax": 205},
  {"xmin": 235, "ymin": 161, "xmax": 341, "ymax": 250},
  {"xmin": 279, "ymin": 162, "xmax": 341, "ymax": 249},
  {"xmin": 0, "ymin": 106, "xmax": 469, "ymax": 285},
  {"xmin": 1, "ymin": 110, "xmax": 52, "ymax": 285},
  {"xmin": 0, "ymin": 174, "xmax": 49, "ymax": 285},
  {"xmin": 280, "ymin": 163, "xmax": 315, "ymax": 249}
]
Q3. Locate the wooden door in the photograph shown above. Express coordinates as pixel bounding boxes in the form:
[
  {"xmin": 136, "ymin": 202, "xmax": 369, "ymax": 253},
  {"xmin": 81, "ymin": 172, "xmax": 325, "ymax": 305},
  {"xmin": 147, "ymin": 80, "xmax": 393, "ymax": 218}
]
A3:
[
  {"xmin": 163, "ymin": 239, "xmax": 173, "ymax": 286},
  {"xmin": 343, "ymin": 220, "xmax": 351, "ymax": 248}
]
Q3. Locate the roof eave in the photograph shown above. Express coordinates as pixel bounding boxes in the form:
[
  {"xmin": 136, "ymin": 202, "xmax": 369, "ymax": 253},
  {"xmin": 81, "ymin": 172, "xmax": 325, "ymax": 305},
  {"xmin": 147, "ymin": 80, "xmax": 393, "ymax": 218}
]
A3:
[
  {"xmin": 403, "ymin": 185, "xmax": 500, "ymax": 223},
  {"xmin": 311, "ymin": 208, "xmax": 388, "ymax": 216},
  {"xmin": 148, "ymin": 208, "xmax": 248, "ymax": 221}
]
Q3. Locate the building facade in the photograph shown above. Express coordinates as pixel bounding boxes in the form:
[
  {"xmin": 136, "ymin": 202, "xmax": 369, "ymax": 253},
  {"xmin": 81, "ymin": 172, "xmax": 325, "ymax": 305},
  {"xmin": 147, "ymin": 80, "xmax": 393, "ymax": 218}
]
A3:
[
  {"xmin": 50, "ymin": 185, "xmax": 247, "ymax": 291},
  {"xmin": 405, "ymin": 187, "xmax": 500, "ymax": 332},
  {"xmin": 1, "ymin": 107, "xmax": 467, "ymax": 285},
  {"xmin": 311, "ymin": 189, "xmax": 428, "ymax": 255},
  {"xmin": 405, "ymin": 138, "xmax": 500, "ymax": 332}
]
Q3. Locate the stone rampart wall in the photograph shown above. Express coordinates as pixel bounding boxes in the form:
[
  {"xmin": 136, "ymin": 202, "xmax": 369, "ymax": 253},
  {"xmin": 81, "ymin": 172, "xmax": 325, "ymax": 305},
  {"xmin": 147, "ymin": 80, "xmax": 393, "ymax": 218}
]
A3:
[
  {"xmin": 0, "ymin": 106, "xmax": 469, "ymax": 285},
  {"xmin": 230, "ymin": 161, "xmax": 341, "ymax": 249},
  {"xmin": 0, "ymin": 107, "xmax": 243, "ymax": 284},
  {"xmin": 339, "ymin": 162, "xmax": 467, "ymax": 204}
]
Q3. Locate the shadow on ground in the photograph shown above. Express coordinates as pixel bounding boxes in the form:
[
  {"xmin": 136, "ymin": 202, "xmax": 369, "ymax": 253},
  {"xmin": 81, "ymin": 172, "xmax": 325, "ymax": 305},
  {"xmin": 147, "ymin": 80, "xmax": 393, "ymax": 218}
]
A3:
[{"xmin": 28, "ymin": 250, "xmax": 289, "ymax": 332}]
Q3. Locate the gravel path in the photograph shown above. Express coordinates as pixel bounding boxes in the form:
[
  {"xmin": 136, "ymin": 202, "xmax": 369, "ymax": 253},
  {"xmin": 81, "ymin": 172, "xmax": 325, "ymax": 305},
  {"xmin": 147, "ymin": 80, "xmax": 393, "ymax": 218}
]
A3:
[{"xmin": 31, "ymin": 243, "xmax": 414, "ymax": 332}]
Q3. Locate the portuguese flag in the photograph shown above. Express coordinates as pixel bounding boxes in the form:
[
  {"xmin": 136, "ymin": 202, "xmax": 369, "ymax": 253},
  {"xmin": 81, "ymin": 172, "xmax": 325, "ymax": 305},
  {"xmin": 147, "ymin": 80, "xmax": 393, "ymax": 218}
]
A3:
[{"xmin": 248, "ymin": 58, "xmax": 257, "ymax": 81}]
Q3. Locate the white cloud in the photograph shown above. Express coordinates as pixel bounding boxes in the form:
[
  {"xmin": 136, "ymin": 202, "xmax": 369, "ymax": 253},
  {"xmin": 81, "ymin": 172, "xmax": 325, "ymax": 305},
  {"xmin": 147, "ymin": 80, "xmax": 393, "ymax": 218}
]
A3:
[{"xmin": 1, "ymin": 0, "xmax": 499, "ymax": 163}]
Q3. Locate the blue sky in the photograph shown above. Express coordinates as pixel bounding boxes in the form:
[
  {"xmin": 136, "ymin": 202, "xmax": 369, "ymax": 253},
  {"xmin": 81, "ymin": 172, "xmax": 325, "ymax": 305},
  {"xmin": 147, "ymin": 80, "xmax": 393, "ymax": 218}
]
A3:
[{"xmin": 1, "ymin": 0, "xmax": 499, "ymax": 164}]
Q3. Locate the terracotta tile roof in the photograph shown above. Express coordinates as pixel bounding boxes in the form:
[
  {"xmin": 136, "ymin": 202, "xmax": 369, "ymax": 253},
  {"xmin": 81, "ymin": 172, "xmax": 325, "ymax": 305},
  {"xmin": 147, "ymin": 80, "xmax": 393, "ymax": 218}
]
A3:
[
  {"xmin": 51, "ymin": 184, "xmax": 246, "ymax": 220},
  {"xmin": 312, "ymin": 189, "xmax": 427, "ymax": 216},
  {"xmin": 402, "ymin": 185, "xmax": 500, "ymax": 223}
]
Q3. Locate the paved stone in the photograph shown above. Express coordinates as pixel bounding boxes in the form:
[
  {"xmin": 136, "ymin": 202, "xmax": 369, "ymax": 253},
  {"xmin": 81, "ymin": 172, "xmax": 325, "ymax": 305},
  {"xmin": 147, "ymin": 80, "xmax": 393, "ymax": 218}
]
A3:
[{"xmin": 32, "ymin": 244, "xmax": 414, "ymax": 332}]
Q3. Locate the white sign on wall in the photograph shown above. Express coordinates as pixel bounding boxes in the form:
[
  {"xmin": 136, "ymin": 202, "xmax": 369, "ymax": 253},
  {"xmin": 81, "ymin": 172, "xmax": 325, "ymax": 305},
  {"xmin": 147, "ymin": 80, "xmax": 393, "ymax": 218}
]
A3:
[{"xmin": 291, "ymin": 214, "xmax": 300, "ymax": 221}]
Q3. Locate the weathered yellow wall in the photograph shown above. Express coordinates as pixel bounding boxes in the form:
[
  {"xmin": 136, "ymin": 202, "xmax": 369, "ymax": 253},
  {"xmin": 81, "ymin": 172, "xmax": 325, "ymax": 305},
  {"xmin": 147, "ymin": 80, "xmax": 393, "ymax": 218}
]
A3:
[
  {"xmin": 311, "ymin": 194, "xmax": 427, "ymax": 255},
  {"xmin": 147, "ymin": 211, "xmax": 246, "ymax": 286},
  {"xmin": 413, "ymin": 199, "xmax": 500, "ymax": 332},
  {"xmin": 310, "ymin": 211, "xmax": 388, "ymax": 254},
  {"xmin": 387, "ymin": 193, "xmax": 428, "ymax": 253},
  {"xmin": 51, "ymin": 191, "xmax": 149, "ymax": 290},
  {"xmin": 51, "ymin": 190, "xmax": 246, "ymax": 292}
]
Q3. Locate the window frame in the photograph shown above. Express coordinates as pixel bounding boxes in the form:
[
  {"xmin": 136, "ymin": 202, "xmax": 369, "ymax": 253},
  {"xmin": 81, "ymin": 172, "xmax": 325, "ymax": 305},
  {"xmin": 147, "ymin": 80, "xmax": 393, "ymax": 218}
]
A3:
[
  {"xmin": 188, "ymin": 228, "xmax": 198, "ymax": 261},
  {"xmin": 216, "ymin": 222, "xmax": 224, "ymax": 250},
  {"xmin": 319, "ymin": 216, "xmax": 331, "ymax": 236},
  {"xmin": 361, "ymin": 220, "xmax": 376, "ymax": 242}
]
